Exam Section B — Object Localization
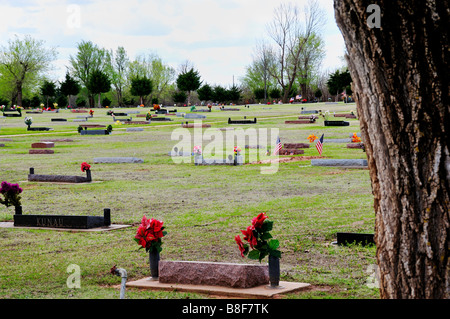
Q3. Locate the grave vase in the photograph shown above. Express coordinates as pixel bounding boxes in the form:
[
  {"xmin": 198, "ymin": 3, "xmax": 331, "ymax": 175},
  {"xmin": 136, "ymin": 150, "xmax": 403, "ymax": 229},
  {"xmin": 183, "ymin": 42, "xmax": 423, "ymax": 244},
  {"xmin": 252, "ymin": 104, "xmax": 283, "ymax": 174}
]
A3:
[
  {"xmin": 268, "ymin": 255, "xmax": 280, "ymax": 288},
  {"xmin": 149, "ymin": 249, "xmax": 160, "ymax": 280},
  {"xmin": 85, "ymin": 169, "xmax": 92, "ymax": 182},
  {"xmin": 15, "ymin": 205, "xmax": 22, "ymax": 215}
]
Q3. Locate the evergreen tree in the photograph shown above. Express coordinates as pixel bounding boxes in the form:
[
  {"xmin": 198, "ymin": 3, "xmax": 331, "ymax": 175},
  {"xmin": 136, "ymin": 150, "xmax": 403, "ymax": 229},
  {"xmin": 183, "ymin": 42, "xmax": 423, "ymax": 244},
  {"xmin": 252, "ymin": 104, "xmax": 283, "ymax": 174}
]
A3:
[
  {"xmin": 60, "ymin": 72, "xmax": 80, "ymax": 107},
  {"xmin": 86, "ymin": 70, "xmax": 111, "ymax": 108},
  {"xmin": 130, "ymin": 76, "xmax": 152, "ymax": 106},
  {"xmin": 176, "ymin": 68, "xmax": 202, "ymax": 106}
]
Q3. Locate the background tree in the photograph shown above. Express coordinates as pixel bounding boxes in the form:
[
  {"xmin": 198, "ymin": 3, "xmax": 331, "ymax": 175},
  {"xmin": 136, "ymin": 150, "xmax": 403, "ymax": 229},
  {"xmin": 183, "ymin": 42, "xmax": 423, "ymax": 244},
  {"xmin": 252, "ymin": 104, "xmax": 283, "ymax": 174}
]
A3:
[
  {"xmin": 130, "ymin": 76, "xmax": 152, "ymax": 106},
  {"xmin": 326, "ymin": 68, "xmax": 352, "ymax": 101},
  {"xmin": 172, "ymin": 91, "xmax": 187, "ymax": 105},
  {"xmin": 176, "ymin": 67, "xmax": 202, "ymax": 106},
  {"xmin": 266, "ymin": 1, "xmax": 325, "ymax": 103},
  {"xmin": 40, "ymin": 80, "xmax": 56, "ymax": 108},
  {"xmin": 86, "ymin": 69, "xmax": 111, "ymax": 108},
  {"xmin": 0, "ymin": 35, "xmax": 57, "ymax": 107},
  {"xmin": 69, "ymin": 40, "xmax": 110, "ymax": 107},
  {"xmin": 107, "ymin": 46, "xmax": 129, "ymax": 106},
  {"xmin": 296, "ymin": 33, "xmax": 325, "ymax": 99},
  {"xmin": 59, "ymin": 72, "xmax": 80, "ymax": 107},
  {"xmin": 334, "ymin": 0, "xmax": 449, "ymax": 299},
  {"xmin": 197, "ymin": 83, "xmax": 213, "ymax": 104}
]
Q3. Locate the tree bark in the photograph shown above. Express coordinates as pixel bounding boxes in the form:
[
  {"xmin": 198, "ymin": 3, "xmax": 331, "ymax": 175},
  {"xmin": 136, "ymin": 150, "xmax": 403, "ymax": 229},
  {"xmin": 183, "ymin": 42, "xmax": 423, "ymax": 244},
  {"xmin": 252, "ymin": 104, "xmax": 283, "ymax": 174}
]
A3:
[{"xmin": 334, "ymin": 0, "xmax": 449, "ymax": 299}]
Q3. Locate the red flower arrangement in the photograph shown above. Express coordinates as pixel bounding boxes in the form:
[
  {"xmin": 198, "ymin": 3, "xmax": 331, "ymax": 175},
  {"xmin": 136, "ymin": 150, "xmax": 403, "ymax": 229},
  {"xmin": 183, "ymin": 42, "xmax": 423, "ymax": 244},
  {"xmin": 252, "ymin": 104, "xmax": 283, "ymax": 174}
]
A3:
[
  {"xmin": 0, "ymin": 181, "xmax": 23, "ymax": 207},
  {"xmin": 235, "ymin": 213, "xmax": 281, "ymax": 262},
  {"xmin": 134, "ymin": 215, "xmax": 167, "ymax": 253},
  {"xmin": 81, "ymin": 162, "xmax": 91, "ymax": 172}
]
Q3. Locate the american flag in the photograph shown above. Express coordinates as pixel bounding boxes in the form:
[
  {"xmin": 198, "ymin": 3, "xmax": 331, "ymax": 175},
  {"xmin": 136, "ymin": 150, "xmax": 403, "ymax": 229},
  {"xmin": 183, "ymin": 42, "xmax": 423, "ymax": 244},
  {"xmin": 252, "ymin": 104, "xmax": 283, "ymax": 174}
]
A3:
[
  {"xmin": 273, "ymin": 136, "xmax": 282, "ymax": 155},
  {"xmin": 315, "ymin": 134, "xmax": 324, "ymax": 155}
]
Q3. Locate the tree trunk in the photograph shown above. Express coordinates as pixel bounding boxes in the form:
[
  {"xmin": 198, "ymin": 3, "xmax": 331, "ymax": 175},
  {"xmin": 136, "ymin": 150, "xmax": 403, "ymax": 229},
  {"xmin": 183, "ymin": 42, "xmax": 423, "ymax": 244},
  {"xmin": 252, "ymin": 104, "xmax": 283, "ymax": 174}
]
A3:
[
  {"xmin": 16, "ymin": 83, "xmax": 23, "ymax": 107},
  {"xmin": 334, "ymin": 0, "xmax": 449, "ymax": 299}
]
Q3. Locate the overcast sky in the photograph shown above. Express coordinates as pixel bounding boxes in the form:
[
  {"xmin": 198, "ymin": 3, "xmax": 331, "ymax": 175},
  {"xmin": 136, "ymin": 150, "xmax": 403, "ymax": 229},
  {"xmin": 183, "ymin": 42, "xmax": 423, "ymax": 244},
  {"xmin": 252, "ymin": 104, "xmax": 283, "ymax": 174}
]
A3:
[{"xmin": 0, "ymin": 0, "xmax": 346, "ymax": 87}]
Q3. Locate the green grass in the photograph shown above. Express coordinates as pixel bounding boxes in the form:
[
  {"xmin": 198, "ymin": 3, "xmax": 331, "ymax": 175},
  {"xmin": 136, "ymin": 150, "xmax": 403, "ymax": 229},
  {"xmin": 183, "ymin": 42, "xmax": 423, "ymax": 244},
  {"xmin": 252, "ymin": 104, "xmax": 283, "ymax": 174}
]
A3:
[{"xmin": 0, "ymin": 103, "xmax": 379, "ymax": 299}]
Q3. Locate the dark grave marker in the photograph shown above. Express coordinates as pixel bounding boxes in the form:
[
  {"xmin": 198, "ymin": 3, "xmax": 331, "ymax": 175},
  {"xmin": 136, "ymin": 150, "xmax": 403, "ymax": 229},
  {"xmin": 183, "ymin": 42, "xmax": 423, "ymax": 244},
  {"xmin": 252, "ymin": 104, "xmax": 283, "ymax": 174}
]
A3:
[
  {"xmin": 28, "ymin": 167, "xmax": 91, "ymax": 183},
  {"xmin": 51, "ymin": 118, "xmax": 67, "ymax": 122},
  {"xmin": 324, "ymin": 120, "xmax": 350, "ymax": 126},
  {"xmin": 336, "ymin": 232, "xmax": 375, "ymax": 246},
  {"xmin": 228, "ymin": 118, "xmax": 257, "ymax": 124},
  {"xmin": 13, "ymin": 208, "xmax": 112, "ymax": 229},
  {"xmin": 283, "ymin": 143, "xmax": 310, "ymax": 149}
]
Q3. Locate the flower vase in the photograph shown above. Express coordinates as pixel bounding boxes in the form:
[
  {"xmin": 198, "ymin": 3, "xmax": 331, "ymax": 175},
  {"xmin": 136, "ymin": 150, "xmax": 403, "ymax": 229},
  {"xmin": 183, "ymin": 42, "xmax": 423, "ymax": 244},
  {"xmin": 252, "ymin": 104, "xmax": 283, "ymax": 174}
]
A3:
[
  {"xmin": 268, "ymin": 255, "xmax": 280, "ymax": 288},
  {"xmin": 85, "ymin": 169, "xmax": 92, "ymax": 182},
  {"xmin": 15, "ymin": 205, "xmax": 22, "ymax": 215},
  {"xmin": 148, "ymin": 249, "xmax": 160, "ymax": 281}
]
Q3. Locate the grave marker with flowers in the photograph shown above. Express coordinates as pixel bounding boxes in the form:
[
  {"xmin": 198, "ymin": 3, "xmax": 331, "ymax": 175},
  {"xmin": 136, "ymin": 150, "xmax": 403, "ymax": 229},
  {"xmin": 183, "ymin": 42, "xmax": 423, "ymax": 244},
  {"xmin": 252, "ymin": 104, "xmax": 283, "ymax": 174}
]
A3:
[
  {"xmin": 235, "ymin": 213, "xmax": 282, "ymax": 287},
  {"xmin": 134, "ymin": 215, "xmax": 167, "ymax": 280},
  {"xmin": 0, "ymin": 181, "xmax": 23, "ymax": 215}
]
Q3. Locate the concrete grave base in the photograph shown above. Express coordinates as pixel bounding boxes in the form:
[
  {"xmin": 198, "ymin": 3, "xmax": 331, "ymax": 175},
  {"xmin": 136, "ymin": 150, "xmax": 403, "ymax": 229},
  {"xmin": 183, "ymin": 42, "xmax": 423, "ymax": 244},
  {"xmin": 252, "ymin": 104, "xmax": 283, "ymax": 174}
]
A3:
[
  {"xmin": 29, "ymin": 149, "xmax": 54, "ymax": 154},
  {"xmin": 125, "ymin": 278, "xmax": 310, "ymax": 299},
  {"xmin": 311, "ymin": 159, "xmax": 368, "ymax": 168},
  {"xmin": 0, "ymin": 222, "xmax": 130, "ymax": 232},
  {"xmin": 94, "ymin": 157, "xmax": 144, "ymax": 163}
]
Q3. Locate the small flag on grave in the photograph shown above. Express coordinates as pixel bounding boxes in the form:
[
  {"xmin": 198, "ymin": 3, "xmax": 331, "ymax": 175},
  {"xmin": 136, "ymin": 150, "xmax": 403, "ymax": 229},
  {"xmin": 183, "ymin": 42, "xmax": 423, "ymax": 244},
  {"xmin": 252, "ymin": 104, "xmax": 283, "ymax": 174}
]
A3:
[
  {"xmin": 316, "ymin": 134, "xmax": 324, "ymax": 155},
  {"xmin": 273, "ymin": 136, "xmax": 282, "ymax": 155}
]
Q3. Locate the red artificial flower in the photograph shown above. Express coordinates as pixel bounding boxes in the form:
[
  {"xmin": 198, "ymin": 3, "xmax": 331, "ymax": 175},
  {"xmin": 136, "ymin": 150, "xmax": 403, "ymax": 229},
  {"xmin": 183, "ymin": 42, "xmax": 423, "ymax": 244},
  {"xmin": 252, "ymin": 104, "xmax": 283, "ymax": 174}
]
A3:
[
  {"xmin": 81, "ymin": 162, "xmax": 91, "ymax": 172},
  {"xmin": 134, "ymin": 215, "xmax": 165, "ymax": 249},
  {"xmin": 251, "ymin": 213, "xmax": 268, "ymax": 229},
  {"xmin": 241, "ymin": 226, "xmax": 257, "ymax": 248},
  {"xmin": 235, "ymin": 235, "xmax": 246, "ymax": 257}
]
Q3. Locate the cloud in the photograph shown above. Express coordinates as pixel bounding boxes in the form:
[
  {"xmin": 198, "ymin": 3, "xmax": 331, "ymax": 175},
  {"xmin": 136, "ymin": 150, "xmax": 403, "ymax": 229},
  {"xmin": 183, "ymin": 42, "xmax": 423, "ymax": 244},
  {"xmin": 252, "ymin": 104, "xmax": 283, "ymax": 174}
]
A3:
[{"xmin": 0, "ymin": 0, "xmax": 345, "ymax": 86}]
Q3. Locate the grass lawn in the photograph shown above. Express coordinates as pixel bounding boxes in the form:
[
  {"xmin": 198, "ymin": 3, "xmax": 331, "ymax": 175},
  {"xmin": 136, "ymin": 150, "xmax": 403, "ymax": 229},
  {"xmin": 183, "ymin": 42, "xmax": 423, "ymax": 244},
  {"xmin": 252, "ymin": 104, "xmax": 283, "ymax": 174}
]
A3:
[{"xmin": 0, "ymin": 103, "xmax": 379, "ymax": 299}]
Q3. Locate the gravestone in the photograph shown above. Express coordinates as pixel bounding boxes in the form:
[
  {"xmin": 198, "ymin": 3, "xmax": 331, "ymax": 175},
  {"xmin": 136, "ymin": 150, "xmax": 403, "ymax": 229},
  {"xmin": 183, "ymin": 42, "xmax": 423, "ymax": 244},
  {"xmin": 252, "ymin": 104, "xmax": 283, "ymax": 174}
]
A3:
[
  {"xmin": 29, "ymin": 149, "xmax": 54, "ymax": 154},
  {"xmin": 228, "ymin": 118, "xmax": 257, "ymax": 124},
  {"xmin": 324, "ymin": 121, "xmax": 350, "ymax": 126},
  {"xmin": 284, "ymin": 143, "xmax": 309, "ymax": 149},
  {"xmin": 184, "ymin": 113, "xmax": 206, "ymax": 119},
  {"xmin": 93, "ymin": 157, "xmax": 144, "ymax": 164},
  {"xmin": 182, "ymin": 123, "xmax": 211, "ymax": 128},
  {"xmin": 80, "ymin": 130, "xmax": 109, "ymax": 135},
  {"xmin": 149, "ymin": 117, "xmax": 172, "ymax": 121},
  {"xmin": 311, "ymin": 159, "xmax": 368, "ymax": 167},
  {"xmin": 28, "ymin": 167, "xmax": 91, "ymax": 183},
  {"xmin": 168, "ymin": 147, "xmax": 192, "ymax": 157},
  {"xmin": 159, "ymin": 261, "xmax": 269, "ymax": 288},
  {"xmin": 279, "ymin": 149, "xmax": 304, "ymax": 155},
  {"xmin": 300, "ymin": 110, "xmax": 319, "ymax": 114},
  {"xmin": 41, "ymin": 139, "xmax": 73, "ymax": 142},
  {"xmin": 285, "ymin": 120, "xmax": 315, "ymax": 124},
  {"xmin": 14, "ymin": 208, "xmax": 111, "ymax": 229},
  {"xmin": 74, "ymin": 119, "xmax": 87, "ymax": 122},
  {"xmin": 323, "ymin": 138, "xmax": 352, "ymax": 143},
  {"xmin": 51, "ymin": 118, "xmax": 67, "ymax": 122},
  {"xmin": 0, "ymin": 138, "xmax": 13, "ymax": 142},
  {"xmin": 0, "ymin": 144, "xmax": 5, "ymax": 147},
  {"xmin": 126, "ymin": 128, "xmax": 144, "ymax": 132},
  {"xmin": 31, "ymin": 142, "xmax": 54, "ymax": 148}
]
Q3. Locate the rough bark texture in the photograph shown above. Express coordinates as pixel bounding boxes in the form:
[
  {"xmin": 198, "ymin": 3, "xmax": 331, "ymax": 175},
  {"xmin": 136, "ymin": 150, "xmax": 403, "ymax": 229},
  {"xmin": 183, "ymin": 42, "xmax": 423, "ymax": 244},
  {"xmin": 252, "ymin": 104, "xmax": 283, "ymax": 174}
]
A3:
[{"xmin": 334, "ymin": 0, "xmax": 449, "ymax": 299}]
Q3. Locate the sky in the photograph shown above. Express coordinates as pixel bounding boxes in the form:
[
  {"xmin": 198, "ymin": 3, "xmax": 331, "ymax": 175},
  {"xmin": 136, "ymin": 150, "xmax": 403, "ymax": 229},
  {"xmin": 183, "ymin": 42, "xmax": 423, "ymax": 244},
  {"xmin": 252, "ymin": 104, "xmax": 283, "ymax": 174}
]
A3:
[{"xmin": 0, "ymin": 0, "xmax": 346, "ymax": 87}]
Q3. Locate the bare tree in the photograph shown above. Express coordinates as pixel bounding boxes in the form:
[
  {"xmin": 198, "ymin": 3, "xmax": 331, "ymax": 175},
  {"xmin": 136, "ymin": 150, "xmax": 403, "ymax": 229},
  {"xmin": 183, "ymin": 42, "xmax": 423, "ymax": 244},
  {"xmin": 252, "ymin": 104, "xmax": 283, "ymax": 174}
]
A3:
[
  {"xmin": 334, "ymin": 0, "xmax": 449, "ymax": 298},
  {"xmin": 266, "ymin": 0, "xmax": 325, "ymax": 103},
  {"xmin": 252, "ymin": 39, "xmax": 276, "ymax": 103}
]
